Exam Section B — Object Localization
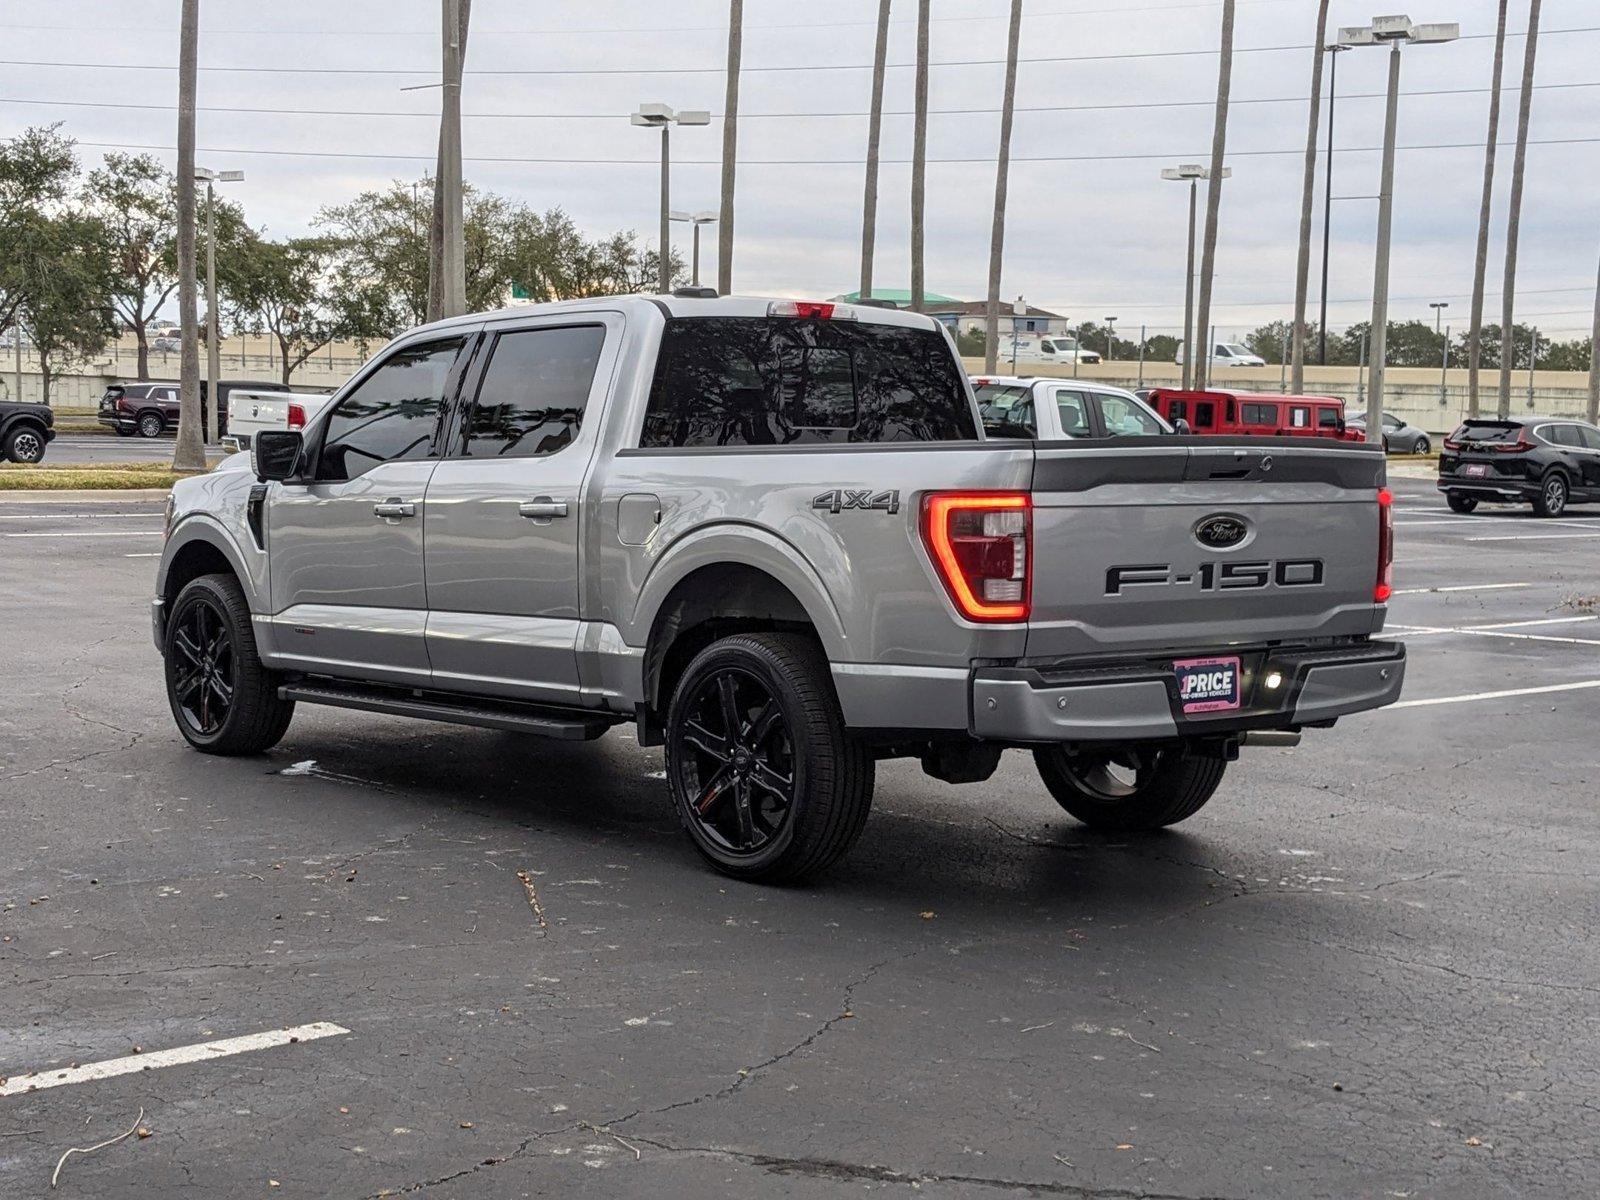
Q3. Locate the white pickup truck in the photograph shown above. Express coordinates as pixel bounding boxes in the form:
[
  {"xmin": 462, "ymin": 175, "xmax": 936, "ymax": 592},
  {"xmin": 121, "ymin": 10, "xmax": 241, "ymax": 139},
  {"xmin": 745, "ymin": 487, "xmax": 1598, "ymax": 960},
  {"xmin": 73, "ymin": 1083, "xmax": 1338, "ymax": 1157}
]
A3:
[{"xmin": 224, "ymin": 389, "xmax": 333, "ymax": 450}]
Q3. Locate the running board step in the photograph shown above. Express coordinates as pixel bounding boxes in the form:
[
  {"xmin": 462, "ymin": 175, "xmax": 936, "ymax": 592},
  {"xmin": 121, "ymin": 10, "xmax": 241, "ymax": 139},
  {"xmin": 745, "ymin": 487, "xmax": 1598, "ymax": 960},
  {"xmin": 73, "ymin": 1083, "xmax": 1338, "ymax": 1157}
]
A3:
[{"xmin": 278, "ymin": 684, "xmax": 615, "ymax": 741}]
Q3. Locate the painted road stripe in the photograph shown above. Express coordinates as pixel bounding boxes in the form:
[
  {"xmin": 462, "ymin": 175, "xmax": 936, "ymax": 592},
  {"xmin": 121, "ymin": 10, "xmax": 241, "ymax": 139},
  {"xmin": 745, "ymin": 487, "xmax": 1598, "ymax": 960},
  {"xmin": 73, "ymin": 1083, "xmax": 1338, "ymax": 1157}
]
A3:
[
  {"xmin": 125, "ymin": 552, "xmax": 162, "ymax": 558},
  {"xmin": 1392, "ymin": 582, "xmax": 1535, "ymax": 595},
  {"xmin": 1391, "ymin": 616, "xmax": 1598, "ymax": 632},
  {"xmin": 3, "ymin": 530, "xmax": 164, "ymax": 538},
  {"xmin": 1391, "ymin": 625, "xmax": 1600, "ymax": 648},
  {"xmin": 0, "ymin": 1022, "xmax": 350, "ymax": 1098},
  {"xmin": 0, "ymin": 513, "xmax": 169, "ymax": 520},
  {"xmin": 1466, "ymin": 531, "xmax": 1600, "ymax": 542},
  {"xmin": 1388, "ymin": 680, "xmax": 1600, "ymax": 709}
]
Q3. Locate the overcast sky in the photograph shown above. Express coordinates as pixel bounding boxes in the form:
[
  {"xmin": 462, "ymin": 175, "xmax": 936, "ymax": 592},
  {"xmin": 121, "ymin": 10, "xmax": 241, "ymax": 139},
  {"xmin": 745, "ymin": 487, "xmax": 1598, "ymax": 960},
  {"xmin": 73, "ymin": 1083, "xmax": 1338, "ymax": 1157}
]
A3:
[{"xmin": 3, "ymin": 0, "xmax": 1597, "ymax": 340}]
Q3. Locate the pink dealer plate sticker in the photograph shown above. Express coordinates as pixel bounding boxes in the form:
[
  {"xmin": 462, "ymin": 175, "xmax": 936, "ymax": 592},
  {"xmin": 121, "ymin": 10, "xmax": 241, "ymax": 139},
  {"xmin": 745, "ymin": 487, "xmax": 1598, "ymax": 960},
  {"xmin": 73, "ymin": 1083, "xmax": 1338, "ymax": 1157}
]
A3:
[{"xmin": 1174, "ymin": 656, "xmax": 1242, "ymax": 715}]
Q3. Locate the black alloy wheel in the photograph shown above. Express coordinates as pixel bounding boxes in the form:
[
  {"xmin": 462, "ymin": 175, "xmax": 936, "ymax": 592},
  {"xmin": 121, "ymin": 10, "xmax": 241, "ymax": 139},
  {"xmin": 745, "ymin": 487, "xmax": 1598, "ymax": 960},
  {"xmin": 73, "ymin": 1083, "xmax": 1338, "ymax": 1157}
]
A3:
[
  {"xmin": 1535, "ymin": 472, "xmax": 1568, "ymax": 518},
  {"xmin": 676, "ymin": 666, "xmax": 797, "ymax": 858},
  {"xmin": 169, "ymin": 594, "xmax": 236, "ymax": 738}
]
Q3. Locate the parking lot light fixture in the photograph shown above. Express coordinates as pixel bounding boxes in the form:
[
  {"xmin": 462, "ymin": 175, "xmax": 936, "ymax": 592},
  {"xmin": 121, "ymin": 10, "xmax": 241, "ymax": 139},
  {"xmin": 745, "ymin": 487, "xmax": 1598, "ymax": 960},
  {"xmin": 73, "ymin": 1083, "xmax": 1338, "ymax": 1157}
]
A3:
[
  {"xmin": 1337, "ymin": 14, "xmax": 1460, "ymax": 442},
  {"xmin": 633, "ymin": 105, "xmax": 711, "ymax": 294},
  {"xmin": 670, "ymin": 210, "xmax": 718, "ymax": 287},
  {"xmin": 1162, "ymin": 164, "xmax": 1229, "ymax": 389},
  {"xmin": 1104, "ymin": 316, "xmax": 1117, "ymax": 362},
  {"xmin": 1430, "ymin": 300, "xmax": 1449, "ymax": 334},
  {"xmin": 194, "ymin": 166, "xmax": 244, "ymax": 444}
]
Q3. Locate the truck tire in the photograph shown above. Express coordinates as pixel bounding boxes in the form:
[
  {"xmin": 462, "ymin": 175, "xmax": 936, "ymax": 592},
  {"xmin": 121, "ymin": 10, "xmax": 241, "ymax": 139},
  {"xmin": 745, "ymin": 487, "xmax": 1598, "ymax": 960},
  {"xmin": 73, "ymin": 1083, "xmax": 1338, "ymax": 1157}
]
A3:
[
  {"xmin": 1033, "ymin": 744, "xmax": 1225, "ymax": 832},
  {"xmin": 164, "ymin": 573, "xmax": 295, "ymax": 755},
  {"xmin": 4, "ymin": 424, "xmax": 46, "ymax": 463},
  {"xmin": 664, "ymin": 632, "xmax": 874, "ymax": 883},
  {"xmin": 1533, "ymin": 471, "xmax": 1568, "ymax": 518},
  {"xmin": 1446, "ymin": 492, "xmax": 1478, "ymax": 514}
]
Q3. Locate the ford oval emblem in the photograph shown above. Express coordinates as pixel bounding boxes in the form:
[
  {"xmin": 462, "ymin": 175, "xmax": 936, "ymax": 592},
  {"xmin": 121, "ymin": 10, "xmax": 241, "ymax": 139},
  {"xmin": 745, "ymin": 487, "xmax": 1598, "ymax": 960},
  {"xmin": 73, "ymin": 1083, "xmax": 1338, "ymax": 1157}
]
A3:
[{"xmin": 1194, "ymin": 514, "xmax": 1249, "ymax": 549}]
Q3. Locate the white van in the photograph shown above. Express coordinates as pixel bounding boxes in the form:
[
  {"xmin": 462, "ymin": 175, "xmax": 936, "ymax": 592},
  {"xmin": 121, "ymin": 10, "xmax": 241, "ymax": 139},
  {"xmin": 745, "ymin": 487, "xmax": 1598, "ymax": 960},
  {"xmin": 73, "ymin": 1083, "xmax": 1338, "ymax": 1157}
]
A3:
[
  {"xmin": 998, "ymin": 333, "xmax": 1101, "ymax": 366},
  {"xmin": 1175, "ymin": 340, "xmax": 1267, "ymax": 368}
]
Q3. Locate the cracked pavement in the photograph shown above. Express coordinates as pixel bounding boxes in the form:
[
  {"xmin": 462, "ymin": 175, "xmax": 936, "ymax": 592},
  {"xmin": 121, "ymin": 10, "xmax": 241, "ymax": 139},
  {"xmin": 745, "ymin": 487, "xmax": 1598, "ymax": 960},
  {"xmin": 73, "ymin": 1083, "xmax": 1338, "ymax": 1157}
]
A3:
[{"xmin": 3, "ymin": 483, "xmax": 1599, "ymax": 1199}]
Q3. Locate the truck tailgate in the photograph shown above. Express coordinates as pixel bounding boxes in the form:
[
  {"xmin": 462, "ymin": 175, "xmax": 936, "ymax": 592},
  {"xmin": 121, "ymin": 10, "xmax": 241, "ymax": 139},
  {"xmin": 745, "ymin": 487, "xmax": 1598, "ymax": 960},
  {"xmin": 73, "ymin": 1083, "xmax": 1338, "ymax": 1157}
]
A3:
[{"xmin": 1025, "ymin": 440, "xmax": 1386, "ymax": 659}]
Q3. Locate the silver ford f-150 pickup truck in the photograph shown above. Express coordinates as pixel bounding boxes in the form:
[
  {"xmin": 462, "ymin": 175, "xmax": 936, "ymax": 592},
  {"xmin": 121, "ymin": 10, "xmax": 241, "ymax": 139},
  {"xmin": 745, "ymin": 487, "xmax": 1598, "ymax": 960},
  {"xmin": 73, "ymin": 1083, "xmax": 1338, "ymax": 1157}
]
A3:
[{"xmin": 153, "ymin": 294, "xmax": 1403, "ymax": 882}]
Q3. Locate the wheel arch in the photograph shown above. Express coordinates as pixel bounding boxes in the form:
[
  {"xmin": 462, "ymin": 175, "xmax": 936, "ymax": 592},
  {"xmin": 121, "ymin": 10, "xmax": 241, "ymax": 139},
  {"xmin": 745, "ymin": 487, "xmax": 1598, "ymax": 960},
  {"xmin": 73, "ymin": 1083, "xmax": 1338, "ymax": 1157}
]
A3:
[
  {"xmin": 638, "ymin": 540, "xmax": 846, "ymax": 716},
  {"xmin": 160, "ymin": 523, "xmax": 256, "ymax": 610}
]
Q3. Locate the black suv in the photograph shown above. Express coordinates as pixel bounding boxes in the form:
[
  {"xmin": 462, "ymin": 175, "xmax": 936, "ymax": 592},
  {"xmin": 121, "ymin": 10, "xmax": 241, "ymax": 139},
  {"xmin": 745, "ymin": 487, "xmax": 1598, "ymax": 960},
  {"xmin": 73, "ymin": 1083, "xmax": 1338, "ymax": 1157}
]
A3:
[
  {"xmin": 1, "ymin": 399, "xmax": 55, "ymax": 463},
  {"xmin": 1438, "ymin": 417, "xmax": 1600, "ymax": 516}
]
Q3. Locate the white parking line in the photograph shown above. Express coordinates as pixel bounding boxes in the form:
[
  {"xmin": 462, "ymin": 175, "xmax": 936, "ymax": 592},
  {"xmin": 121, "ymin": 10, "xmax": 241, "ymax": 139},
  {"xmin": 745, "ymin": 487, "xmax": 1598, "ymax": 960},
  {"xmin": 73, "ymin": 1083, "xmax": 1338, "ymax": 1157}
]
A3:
[
  {"xmin": 1466, "ymin": 532, "xmax": 1600, "ymax": 542},
  {"xmin": 0, "ymin": 1022, "xmax": 350, "ymax": 1098},
  {"xmin": 0, "ymin": 513, "xmax": 168, "ymax": 520},
  {"xmin": 1391, "ymin": 582, "xmax": 1534, "ymax": 595},
  {"xmin": 1388, "ymin": 680, "xmax": 1600, "ymax": 709},
  {"xmin": 2, "ymin": 531, "xmax": 164, "ymax": 538}
]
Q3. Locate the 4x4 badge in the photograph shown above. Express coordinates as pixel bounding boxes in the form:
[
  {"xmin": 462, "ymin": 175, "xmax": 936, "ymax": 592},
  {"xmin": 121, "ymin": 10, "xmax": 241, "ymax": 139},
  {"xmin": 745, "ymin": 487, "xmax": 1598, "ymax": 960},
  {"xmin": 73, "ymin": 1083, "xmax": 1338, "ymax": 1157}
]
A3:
[{"xmin": 812, "ymin": 489, "xmax": 901, "ymax": 515}]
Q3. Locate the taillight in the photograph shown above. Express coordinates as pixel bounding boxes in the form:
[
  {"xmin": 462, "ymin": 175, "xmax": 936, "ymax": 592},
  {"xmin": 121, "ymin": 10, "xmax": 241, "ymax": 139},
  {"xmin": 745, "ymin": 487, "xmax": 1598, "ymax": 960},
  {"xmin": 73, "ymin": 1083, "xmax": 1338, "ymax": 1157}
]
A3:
[
  {"xmin": 1442, "ymin": 436, "xmax": 1461, "ymax": 451},
  {"xmin": 1491, "ymin": 433, "xmax": 1530, "ymax": 453},
  {"xmin": 287, "ymin": 402, "xmax": 306, "ymax": 430},
  {"xmin": 1375, "ymin": 487, "xmax": 1394, "ymax": 603},
  {"xmin": 921, "ymin": 492, "xmax": 1030, "ymax": 622}
]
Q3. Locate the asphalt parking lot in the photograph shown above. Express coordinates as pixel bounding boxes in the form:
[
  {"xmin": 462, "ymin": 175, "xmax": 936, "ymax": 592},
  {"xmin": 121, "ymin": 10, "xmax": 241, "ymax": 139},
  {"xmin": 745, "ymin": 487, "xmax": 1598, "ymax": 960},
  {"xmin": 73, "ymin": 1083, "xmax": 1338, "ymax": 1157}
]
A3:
[{"xmin": 3, "ymin": 476, "xmax": 1598, "ymax": 1199}]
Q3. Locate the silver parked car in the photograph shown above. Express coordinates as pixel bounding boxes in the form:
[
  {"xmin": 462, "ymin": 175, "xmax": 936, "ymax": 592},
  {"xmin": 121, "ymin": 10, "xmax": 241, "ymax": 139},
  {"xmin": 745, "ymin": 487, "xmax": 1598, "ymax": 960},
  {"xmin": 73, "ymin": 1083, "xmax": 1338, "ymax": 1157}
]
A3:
[{"xmin": 1348, "ymin": 413, "xmax": 1431, "ymax": 455}]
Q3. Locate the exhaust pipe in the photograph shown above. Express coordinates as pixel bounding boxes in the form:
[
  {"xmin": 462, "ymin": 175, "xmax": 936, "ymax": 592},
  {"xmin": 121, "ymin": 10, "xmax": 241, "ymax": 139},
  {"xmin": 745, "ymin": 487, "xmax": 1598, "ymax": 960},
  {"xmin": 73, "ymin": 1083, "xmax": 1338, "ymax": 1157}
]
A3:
[{"xmin": 1240, "ymin": 730, "xmax": 1302, "ymax": 748}]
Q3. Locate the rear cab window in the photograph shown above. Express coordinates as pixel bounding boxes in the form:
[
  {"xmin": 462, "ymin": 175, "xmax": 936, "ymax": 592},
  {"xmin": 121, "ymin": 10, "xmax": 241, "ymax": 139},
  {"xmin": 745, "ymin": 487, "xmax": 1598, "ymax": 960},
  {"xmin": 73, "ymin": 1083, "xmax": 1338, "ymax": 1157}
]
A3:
[{"xmin": 640, "ymin": 317, "xmax": 977, "ymax": 447}]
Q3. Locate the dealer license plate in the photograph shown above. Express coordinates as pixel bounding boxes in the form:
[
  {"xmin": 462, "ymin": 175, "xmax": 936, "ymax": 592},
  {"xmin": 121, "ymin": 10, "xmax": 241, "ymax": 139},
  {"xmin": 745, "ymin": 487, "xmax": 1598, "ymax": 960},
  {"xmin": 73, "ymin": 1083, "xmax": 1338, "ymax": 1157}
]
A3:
[
  {"xmin": 1462, "ymin": 463, "xmax": 1488, "ymax": 478},
  {"xmin": 1174, "ymin": 656, "xmax": 1242, "ymax": 715}
]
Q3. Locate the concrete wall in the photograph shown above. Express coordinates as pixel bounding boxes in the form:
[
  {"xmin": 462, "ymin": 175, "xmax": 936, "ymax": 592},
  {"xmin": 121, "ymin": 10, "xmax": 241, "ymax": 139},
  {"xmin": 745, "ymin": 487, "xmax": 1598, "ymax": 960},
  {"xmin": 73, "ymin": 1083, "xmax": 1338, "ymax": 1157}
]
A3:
[
  {"xmin": 0, "ymin": 348, "xmax": 369, "ymax": 408},
  {"xmin": 964, "ymin": 358, "xmax": 1596, "ymax": 435}
]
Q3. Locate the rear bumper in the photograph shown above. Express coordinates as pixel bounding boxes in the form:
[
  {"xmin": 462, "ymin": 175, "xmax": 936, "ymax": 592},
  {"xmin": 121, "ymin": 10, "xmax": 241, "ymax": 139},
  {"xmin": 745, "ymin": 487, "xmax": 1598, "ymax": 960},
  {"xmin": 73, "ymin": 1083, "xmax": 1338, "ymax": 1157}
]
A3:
[
  {"xmin": 969, "ymin": 641, "xmax": 1406, "ymax": 743},
  {"xmin": 1436, "ymin": 477, "xmax": 1534, "ymax": 502},
  {"xmin": 99, "ymin": 413, "xmax": 133, "ymax": 432}
]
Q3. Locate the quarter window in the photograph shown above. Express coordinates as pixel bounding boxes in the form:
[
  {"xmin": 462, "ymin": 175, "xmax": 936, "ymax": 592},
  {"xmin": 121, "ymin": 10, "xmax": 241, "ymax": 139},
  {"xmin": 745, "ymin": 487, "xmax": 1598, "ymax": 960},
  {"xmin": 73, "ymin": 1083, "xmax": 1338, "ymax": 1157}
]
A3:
[
  {"xmin": 1242, "ymin": 403, "xmax": 1276, "ymax": 425},
  {"xmin": 319, "ymin": 338, "xmax": 464, "ymax": 481},
  {"xmin": 1576, "ymin": 425, "xmax": 1600, "ymax": 451},
  {"xmin": 462, "ymin": 325, "xmax": 605, "ymax": 458},
  {"xmin": 1317, "ymin": 407, "xmax": 1341, "ymax": 429}
]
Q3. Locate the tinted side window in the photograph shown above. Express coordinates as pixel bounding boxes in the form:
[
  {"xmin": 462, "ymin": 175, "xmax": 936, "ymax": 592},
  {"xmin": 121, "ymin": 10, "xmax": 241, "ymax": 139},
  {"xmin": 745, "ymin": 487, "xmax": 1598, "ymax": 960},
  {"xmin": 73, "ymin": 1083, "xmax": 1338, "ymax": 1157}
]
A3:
[
  {"xmin": 1242, "ymin": 403, "xmax": 1275, "ymax": 425},
  {"xmin": 1193, "ymin": 401, "xmax": 1215, "ymax": 428},
  {"xmin": 1544, "ymin": 424, "xmax": 1581, "ymax": 447},
  {"xmin": 1317, "ymin": 407, "xmax": 1340, "ymax": 429},
  {"xmin": 640, "ymin": 317, "xmax": 977, "ymax": 447},
  {"xmin": 462, "ymin": 325, "xmax": 605, "ymax": 458},
  {"xmin": 1577, "ymin": 425, "xmax": 1600, "ymax": 451},
  {"xmin": 1167, "ymin": 399, "xmax": 1187, "ymax": 421},
  {"xmin": 320, "ymin": 338, "xmax": 464, "ymax": 481}
]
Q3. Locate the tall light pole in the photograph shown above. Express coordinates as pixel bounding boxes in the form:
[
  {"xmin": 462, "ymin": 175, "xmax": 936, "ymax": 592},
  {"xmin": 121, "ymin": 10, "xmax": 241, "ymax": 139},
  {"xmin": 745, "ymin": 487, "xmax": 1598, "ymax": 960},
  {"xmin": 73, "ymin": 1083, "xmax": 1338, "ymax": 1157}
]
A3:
[
  {"xmin": 671, "ymin": 211, "xmax": 718, "ymax": 287},
  {"xmin": 195, "ymin": 167, "xmax": 243, "ymax": 445},
  {"xmin": 910, "ymin": 0, "xmax": 931, "ymax": 312},
  {"xmin": 1338, "ymin": 15, "xmax": 1460, "ymax": 441},
  {"xmin": 1430, "ymin": 301, "xmax": 1449, "ymax": 335},
  {"xmin": 1318, "ymin": 42, "xmax": 1352, "ymax": 365},
  {"xmin": 718, "ymin": 0, "xmax": 743, "ymax": 295},
  {"xmin": 1104, "ymin": 316, "xmax": 1118, "ymax": 362},
  {"xmin": 633, "ymin": 105, "xmax": 710, "ymax": 294},
  {"xmin": 1162, "ymin": 164, "xmax": 1229, "ymax": 391}
]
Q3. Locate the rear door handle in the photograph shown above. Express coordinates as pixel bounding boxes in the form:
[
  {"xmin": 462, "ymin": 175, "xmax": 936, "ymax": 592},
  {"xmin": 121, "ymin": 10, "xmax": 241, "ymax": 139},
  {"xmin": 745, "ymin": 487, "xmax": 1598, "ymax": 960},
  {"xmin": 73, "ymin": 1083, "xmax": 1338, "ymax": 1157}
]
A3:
[
  {"xmin": 518, "ymin": 499, "xmax": 569, "ymax": 520},
  {"xmin": 373, "ymin": 500, "xmax": 416, "ymax": 520}
]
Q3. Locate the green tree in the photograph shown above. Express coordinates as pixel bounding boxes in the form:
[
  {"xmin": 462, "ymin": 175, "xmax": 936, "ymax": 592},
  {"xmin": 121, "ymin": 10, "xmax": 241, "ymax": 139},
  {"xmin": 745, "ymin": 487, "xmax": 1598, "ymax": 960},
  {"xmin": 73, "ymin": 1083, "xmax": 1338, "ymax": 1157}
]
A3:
[
  {"xmin": 1542, "ymin": 337, "xmax": 1591, "ymax": 373},
  {"xmin": 15, "ymin": 211, "xmax": 118, "ymax": 404},
  {"xmin": 955, "ymin": 326, "xmax": 986, "ymax": 357},
  {"xmin": 1245, "ymin": 320, "xmax": 1292, "ymax": 364},
  {"xmin": 1142, "ymin": 333, "xmax": 1180, "ymax": 364},
  {"xmin": 1452, "ymin": 323, "xmax": 1541, "ymax": 371},
  {"xmin": 0, "ymin": 125, "xmax": 78, "ymax": 338},
  {"xmin": 226, "ymin": 234, "xmax": 363, "ymax": 385}
]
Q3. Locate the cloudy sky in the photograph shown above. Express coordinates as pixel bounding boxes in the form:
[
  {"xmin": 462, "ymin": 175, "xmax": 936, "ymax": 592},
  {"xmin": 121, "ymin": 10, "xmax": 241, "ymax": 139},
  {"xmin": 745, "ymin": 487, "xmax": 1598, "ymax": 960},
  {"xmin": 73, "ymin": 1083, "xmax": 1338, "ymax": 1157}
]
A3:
[{"xmin": 3, "ymin": 0, "xmax": 1597, "ymax": 340}]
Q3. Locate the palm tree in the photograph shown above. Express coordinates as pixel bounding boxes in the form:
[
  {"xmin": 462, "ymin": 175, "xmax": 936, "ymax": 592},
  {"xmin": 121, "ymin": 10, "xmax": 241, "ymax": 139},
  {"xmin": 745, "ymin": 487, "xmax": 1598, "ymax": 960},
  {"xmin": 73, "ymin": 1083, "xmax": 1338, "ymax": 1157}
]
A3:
[
  {"xmin": 910, "ymin": 0, "xmax": 930, "ymax": 313},
  {"xmin": 1194, "ymin": 0, "xmax": 1235, "ymax": 391},
  {"xmin": 1290, "ymin": 1, "xmax": 1330, "ymax": 394},
  {"xmin": 984, "ymin": 0, "xmax": 1023, "ymax": 374},
  {"xmin": 718, "ymin": 0, "xmax": 743, "ymax": 295},
  {"xmin": 1498, "ymin": 0, "xmax": 1541, "ymax": 417},
  {"xmin": 428, "ymin": 0, "xmax": 471, "ymax": 322},
  {"xmin": 1468, "ymin": 0, "xmax": 1508, "ymax": 418},
  {"xmin": 859, "ymin": 0, "xmax": 891, "ymax": 301},
  {"xmin": 1589, "ymin": 244, "xmax": 1599, "ymax": 423},
  {"xmin": 173, "ymin": 0, "xmax": 204, "ymax": 472}
]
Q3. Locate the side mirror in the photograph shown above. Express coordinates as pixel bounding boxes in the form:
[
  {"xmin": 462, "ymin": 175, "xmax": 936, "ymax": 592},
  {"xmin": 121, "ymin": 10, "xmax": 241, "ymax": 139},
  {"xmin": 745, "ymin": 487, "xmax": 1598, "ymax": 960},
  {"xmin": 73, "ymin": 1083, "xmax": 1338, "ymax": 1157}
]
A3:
[
  {"xmin": 1173, "ymin": 418, "xmax": 1192, "ymax": 435},
  {"xmin": 254, "ymin": 430, "xmax": 304, "ymax": 483}
]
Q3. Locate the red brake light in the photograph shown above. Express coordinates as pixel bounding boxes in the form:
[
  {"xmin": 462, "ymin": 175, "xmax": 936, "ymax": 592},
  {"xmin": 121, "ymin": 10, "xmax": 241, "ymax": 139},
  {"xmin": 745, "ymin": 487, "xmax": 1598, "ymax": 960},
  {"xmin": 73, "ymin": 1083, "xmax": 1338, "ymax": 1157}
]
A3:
[
  {"xmin": 1375, "ymin": 487, "xmax": 1394, "ymax": 603},
  {"xmin": 1442, "ymin": 436, "xmax": 1461, "ymax": 451},
  {"xmin": 287, "ymin": 402, "xmax": 307, "ymax": 430},
  {"xmin": 921, "ymin": 492, "xmax": 1031, "ymax": 622},
  {"xmin": 1491, "ymin": 432, "xmax": 1530, "ymax": 453}
]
